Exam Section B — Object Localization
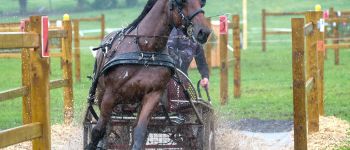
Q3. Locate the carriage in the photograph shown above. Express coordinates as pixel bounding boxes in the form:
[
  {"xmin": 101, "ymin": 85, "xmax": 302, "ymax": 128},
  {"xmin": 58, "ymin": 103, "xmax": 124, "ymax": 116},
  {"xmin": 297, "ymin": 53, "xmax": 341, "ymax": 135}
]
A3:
[{"xmin": 83, "ymin": 69, "xmax": 215, "ymax": 149}]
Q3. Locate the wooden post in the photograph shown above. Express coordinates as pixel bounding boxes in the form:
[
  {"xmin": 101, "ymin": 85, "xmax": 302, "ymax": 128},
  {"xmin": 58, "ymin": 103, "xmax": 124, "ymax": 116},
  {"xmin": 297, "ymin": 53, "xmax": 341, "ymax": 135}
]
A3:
[
  {"xmin": 29, "ymin": 15, "xmax": 51, "ymax": 150},
  {"xmin": 73, "ymin": 20, "xmax": 81, "ymax": 82},
  {"xmin": 233, "ymin": 15, "xmax": 241, "ymax": 98},
  {"xmin": 316, "ymin": 11, "xmax": 325, "ymax": 116},
  {"xmin": 101, "ymin": 14, "xmax": 105, "ymax": 40},
  {"xmin": 262, "ymin": 9, "xmax": 267, "ymax": 52},
  {"xmin": 292, "ymin": 18, "xmax": 307, "ymax": 150},
  {"xmin": 330, "ymin": 8, "xmax": 340, "ymax": 65},
  {"xmin": 21, "ymin": 19, "xmax": 31, "ymax": 124},
  {"xmin": 205, "ymin": 18, "xmax": 212, "ymax": 75},
  {"xmin": 305, "ymin": 11, "xmax": 319, "ymax": 133},
  {"xmin": 220, "ymin": 34, "xmax": 228, "ymax": 105},
  {"xmin": 63, "ymin": 17, "xmax": 74, "ymax": 124}
]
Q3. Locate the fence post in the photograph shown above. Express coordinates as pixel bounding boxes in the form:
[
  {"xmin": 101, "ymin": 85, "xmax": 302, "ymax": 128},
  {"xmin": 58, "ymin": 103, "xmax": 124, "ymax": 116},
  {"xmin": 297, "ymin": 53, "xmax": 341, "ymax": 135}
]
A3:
[
  {"xmin": 292, "ymin": 17, "xmax": 307, "ymax": 150},
  {"xmin": 324, "ymin": 25, "xmax": 328, "ymax": 59},
  {"xmin": 220, "ymin": 17, "xmax": 228, "ymax": 105},
  {"xmin": 330, "ymin": 7, "xmax": 340, "ymax": 65},
  {"xmin": 233, "ymin": 15, "xmax": 241, "ymax": 98},
  {"xmin": 316, "ymin": 11, "xmax": 325, "ymax": 116},
  {"xmin": 205, "ymin": 17, "xmax": 212, "ymax": 75},
  {"xmin": 21, "ymin": 19, "xmax": 31, "ymax": 124},
  {"xmin": 305, "ymin": 11, "xmax": 320, "ymax": 133},
  {"xmin": 73, "ymin": 20, "xmax": 81, "ymax": 82},
  {"xmin": 101, "ymin": 14, "xmax": 105, "ymax": 40},
  {"xmin": 63, "ymin": 16, "xmax": 74, "ymax": 124},
  {"xmin": 29, "ymin": 15, "xmax": 51, "ymax": 150},
  {"xmin": 262, "ymin": 9, "xmax": 266, "ymax": 52}
]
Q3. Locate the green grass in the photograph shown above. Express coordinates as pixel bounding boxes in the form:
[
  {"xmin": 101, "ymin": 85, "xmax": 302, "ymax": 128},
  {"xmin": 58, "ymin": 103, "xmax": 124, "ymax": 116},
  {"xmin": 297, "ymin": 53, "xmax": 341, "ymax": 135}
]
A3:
[{"xmin": 0, "ymin": 0, "xmax": 350, "ymax": 141}]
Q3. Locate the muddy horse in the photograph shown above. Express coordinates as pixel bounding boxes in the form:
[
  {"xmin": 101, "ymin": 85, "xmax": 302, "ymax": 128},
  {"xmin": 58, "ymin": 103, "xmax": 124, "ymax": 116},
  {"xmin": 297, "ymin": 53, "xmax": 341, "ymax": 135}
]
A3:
[{"xmin": 85, "ymin": 0, "xmax": 211, "ymax": 149}]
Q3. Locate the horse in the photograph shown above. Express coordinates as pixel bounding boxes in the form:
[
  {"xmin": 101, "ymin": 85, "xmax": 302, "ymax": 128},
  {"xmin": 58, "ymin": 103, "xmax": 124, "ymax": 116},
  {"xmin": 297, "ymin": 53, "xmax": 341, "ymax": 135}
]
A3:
[{"xmin": 86, "ymin": 0, "xmax": 211, "ymax": 149}]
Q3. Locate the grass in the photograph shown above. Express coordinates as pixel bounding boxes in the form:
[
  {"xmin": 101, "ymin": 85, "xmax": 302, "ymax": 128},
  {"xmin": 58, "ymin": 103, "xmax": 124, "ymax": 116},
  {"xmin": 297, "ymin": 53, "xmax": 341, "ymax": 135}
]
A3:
[{"xmin": 0, "ymin": 0, "xmax": 350, "ymax": 138}]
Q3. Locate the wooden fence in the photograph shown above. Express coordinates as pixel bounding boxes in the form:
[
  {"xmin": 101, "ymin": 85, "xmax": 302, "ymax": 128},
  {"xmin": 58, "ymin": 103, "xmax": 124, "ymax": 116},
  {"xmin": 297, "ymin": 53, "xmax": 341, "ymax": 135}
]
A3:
[
  {"xmin": 262, "ymin": 9, "xmax": 305, "ymax": 52},
  {"xmin": 73, "ymin": 14, "xmax": 105, "ymax": 82},
  {"xmin": 220, "ymin": 15, "xmax": 241, "ymax": 105},
  {"xmin": 292, "ymin": 11, "xmax": 325, "ymax": 150},
  {"xmin": 262, "ymin": 8, "xmax": 350, "ymax": 56},
  {"xmin": 325, "ymin": 8, "xmax": 350, "ymax": 65},
  {"xmin": 0, "ymin": 14, "xmax": 105, "ymax": 82},
  {"xmin": 0, "ymin": 15, "xmax": 73, "ymax": 149}
]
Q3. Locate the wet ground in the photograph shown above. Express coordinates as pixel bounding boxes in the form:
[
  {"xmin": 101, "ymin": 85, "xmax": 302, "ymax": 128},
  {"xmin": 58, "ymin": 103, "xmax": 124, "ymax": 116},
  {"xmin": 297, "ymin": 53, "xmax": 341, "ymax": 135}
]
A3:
[{"xmin": 3, "ymin": 116, "xmax": 349, "ymax": 150}]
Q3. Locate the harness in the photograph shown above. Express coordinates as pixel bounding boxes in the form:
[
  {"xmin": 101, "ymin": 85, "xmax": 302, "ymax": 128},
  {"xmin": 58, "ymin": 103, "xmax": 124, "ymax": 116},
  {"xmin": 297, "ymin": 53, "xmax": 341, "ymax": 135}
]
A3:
[
  {"xmin": 101, "ymin": 52, "xmax": 176, "ymax": 74},
  {"xmin": 86, "ymin": 0, "xmax": 206, "ymax": 124}
]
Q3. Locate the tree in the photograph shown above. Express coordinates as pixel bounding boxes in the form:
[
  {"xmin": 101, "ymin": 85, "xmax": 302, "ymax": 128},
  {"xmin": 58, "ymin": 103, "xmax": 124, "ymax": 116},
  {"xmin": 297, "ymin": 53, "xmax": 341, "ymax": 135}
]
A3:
[{"xmin": 19, "ymin": 0, "xmax": 27, "ymax": 14}]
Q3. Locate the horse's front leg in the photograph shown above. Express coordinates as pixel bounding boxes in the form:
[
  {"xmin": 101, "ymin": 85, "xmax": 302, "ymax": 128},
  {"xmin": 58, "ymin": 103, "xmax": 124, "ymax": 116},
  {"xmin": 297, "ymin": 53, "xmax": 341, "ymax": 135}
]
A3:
[
  {"xmin": 86, "ymin": 88, "xmax": 116, "ymax": 150},
  {"xmin": 132, "ymin": 91, "xmax": 162, "ymax": 150}
]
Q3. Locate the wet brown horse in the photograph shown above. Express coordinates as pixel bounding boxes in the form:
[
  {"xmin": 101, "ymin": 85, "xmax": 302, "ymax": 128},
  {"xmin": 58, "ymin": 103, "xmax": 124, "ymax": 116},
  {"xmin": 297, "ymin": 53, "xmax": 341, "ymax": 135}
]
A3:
[{"xmin": 86, "ymin": 0, "xmax": 211, "ymax": 149}]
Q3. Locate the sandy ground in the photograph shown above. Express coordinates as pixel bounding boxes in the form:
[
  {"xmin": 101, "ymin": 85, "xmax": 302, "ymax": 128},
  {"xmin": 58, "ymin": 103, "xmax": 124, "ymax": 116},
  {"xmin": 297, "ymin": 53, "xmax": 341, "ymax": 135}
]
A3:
[{"xmin": 2, "ymin": 116, "xmax": 349, "ymax": 150}]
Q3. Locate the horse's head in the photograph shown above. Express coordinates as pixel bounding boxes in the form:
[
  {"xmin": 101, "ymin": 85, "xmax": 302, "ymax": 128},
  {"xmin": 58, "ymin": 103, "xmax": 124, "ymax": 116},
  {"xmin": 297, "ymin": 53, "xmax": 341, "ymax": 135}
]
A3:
[{"xmin": 170, "ymin": 0, "xmax": 211, "ymax": 44}]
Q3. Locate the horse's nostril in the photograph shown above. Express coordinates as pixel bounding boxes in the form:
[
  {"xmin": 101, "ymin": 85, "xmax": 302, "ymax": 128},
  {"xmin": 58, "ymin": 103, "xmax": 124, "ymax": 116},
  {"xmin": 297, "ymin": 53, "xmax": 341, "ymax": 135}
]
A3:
[{"xmin": 196, "ymin": 29, "xmax": 209, "ymax": 44}]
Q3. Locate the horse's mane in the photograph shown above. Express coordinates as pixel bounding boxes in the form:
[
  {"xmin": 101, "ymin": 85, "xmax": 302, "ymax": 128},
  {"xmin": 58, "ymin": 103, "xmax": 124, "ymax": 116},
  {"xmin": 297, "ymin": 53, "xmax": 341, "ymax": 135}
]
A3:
[{"xmin": 125, "ymin": 0, "xmax": 158, "ymax": 33}]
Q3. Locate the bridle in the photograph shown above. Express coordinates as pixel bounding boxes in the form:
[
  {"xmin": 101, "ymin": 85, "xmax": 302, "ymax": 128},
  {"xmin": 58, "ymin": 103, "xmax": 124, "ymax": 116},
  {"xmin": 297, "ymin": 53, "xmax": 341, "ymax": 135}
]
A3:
[{"xmin": 169, "ymin": 0, "xmax": 206, "ymax": 37}]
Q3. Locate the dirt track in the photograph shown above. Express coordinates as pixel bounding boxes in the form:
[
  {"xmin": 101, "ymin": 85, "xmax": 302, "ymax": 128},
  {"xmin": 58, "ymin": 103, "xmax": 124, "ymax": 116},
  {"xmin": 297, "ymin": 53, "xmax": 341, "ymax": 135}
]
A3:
[{"xmin": 2, "ymin": 116, "xmax": 349, "ymax": 150}]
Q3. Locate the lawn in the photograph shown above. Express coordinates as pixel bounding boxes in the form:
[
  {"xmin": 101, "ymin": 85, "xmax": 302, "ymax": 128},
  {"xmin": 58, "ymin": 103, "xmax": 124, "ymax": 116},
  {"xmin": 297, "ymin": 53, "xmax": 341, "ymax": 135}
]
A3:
[{"xmin": 0, "ymin": 0, "xmax": 350, "ymax": 132}]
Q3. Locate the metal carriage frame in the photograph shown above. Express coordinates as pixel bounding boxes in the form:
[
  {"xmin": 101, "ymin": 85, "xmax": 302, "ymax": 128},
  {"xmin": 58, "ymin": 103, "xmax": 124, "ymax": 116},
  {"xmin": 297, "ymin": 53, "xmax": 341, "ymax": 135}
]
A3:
[{"xmin": 83, "ymin": 69, "xmax": 215, "ymax": 149}]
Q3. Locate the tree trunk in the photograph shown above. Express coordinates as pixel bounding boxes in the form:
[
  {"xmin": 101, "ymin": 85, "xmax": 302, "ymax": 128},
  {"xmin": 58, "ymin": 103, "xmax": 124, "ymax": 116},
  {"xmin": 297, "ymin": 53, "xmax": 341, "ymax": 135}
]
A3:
[{"xmin": 19, "ymin": 0, "xmax": 27, "ymax": 14}]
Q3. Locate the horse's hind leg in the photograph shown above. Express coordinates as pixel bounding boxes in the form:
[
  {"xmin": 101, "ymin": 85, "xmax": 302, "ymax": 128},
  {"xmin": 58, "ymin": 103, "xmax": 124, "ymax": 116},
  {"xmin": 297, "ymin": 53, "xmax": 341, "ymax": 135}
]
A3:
[
  {"xmin": 86, "ymin": 89, "xmax": 116, "ymax": 150},
  {"xmin": 132, "ymin": 91, "xmax": 162, "ymax": 150}
]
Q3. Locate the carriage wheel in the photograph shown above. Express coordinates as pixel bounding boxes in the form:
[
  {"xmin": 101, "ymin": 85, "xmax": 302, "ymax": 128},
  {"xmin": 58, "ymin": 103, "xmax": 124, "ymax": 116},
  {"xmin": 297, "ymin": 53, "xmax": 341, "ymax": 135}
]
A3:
[
  {"xmin": 205, "ymin": 118, "xmax": 216, "ymax": 150},
  {"xmin": 202, "ymin": 108, "xmax": 216, "ymax": 150},
  {"xmin": 83, "ymin": 109, "xmax": 93, "ymax": 148}
]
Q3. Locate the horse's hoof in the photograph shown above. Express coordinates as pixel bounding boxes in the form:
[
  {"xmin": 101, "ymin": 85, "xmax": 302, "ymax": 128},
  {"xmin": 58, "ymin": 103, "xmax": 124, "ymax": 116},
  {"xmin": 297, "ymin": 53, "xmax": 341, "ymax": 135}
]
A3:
[{"xmin": 84, "ymin": 143, "xmax": 97, "ymax": 150}]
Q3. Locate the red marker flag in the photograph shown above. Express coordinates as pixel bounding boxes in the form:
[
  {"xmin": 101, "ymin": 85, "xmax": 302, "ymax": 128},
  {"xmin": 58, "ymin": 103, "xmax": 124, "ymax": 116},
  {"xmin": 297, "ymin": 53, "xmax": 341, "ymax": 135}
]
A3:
[
  {"xmin": 220, "ymin": 15, "xmax": 228, "ymax": 35},
  {"xmin": 41, "ymin": 16, "xmax": 49, "ymax": 57}
]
